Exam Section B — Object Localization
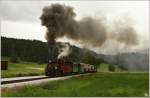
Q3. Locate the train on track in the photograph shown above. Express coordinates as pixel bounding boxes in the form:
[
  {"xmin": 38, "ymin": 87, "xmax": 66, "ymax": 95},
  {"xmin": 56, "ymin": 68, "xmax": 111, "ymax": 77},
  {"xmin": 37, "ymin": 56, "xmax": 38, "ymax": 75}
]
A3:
[{"xmin": 45, "ymin": 59, "xmax": 97, "ymax": 77}]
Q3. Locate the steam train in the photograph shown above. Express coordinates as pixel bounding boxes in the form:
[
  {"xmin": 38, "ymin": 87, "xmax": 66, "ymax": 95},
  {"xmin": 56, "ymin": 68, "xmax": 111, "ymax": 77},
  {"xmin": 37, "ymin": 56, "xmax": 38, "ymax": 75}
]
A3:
[{"xmin": 45, "ymin": 59, "xmax": 97, "ymax": 77}]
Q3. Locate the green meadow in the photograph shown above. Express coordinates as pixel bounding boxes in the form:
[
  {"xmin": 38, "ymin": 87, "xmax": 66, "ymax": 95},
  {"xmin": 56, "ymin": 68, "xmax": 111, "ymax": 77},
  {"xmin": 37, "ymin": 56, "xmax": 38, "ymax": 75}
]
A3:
[
  {"xmin": 2, "ymin": 73, "xmax": 149, "ymax": 97},
  {"xmin": 1, "ymin": 62, "xmax": 45, "ymax": 78}
]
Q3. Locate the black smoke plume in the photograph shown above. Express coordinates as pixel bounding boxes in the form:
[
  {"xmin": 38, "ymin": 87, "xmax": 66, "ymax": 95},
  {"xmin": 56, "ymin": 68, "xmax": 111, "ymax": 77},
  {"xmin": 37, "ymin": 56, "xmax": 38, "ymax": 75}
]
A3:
[{"xmin": 40, "ymin": 4, "xmax": 139, "ymax": 57}]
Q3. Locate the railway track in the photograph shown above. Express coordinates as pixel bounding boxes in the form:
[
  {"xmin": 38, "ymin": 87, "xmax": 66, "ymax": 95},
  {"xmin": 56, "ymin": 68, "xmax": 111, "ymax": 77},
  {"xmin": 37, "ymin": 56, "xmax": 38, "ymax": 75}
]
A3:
[
  {"xmin": 1, "ymin": 74, "xmax": 90, "ymax": 88},
  {"xmin": 1, "ymin": 76, "xmax": 49, "ymax": 85}
]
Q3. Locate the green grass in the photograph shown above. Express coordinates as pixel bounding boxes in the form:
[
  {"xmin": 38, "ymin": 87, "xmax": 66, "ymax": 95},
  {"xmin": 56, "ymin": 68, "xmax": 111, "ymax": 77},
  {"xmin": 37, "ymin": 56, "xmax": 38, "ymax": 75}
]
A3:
[
  {"xmin": 2, "ymin": 73, "xmax": 149, "ymax": 97},
  {"xmin": 98, "ymin": 63, "xmax": 147, "ymax": 73},
  {"xmin": 1, "ymin": 62, "xmax": 45, "ymax": 78},
  {"xmin": 98, "ymin": 63, "xmax": 109, "ymax": 72},
  {"xmin": 1, "ymin": 57, "xmax": 10, "ymax": 61}
]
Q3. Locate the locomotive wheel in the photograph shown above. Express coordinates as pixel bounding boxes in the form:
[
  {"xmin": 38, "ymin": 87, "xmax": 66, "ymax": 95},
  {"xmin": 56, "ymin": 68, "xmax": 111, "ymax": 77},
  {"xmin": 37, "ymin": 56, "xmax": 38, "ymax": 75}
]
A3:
[
  {"xmin": 60, "ymin": 70, "xmax": 64, "ymax": 76},
  {"xmin": 45, "ymin": 67, "xmax": 56, "ymax": 77},
  {"xmin": 45, "ymin": 67, "xmax": 51, "ymax": 76}
]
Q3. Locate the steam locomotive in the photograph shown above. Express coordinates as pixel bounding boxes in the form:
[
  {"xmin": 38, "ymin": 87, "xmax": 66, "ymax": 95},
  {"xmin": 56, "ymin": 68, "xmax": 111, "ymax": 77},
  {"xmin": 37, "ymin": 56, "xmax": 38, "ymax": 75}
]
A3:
[{"xmin": 45, "ymin": 59, "xmax": 97, "ymax": 77}]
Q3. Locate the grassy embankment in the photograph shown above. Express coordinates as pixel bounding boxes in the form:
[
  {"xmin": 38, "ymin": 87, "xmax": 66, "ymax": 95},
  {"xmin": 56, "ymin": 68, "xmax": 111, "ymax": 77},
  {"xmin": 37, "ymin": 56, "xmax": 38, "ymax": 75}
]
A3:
[
  {"xmin": 1, "ymin": 57, "xmax": 45, "ymax": 78},
  {"xmin": 1, "ymin": 62, "xmax": 45, "ymax": 78},
  {"xmin": 2, "ymin": 72, "xmax": 149, "ymax": 97}
]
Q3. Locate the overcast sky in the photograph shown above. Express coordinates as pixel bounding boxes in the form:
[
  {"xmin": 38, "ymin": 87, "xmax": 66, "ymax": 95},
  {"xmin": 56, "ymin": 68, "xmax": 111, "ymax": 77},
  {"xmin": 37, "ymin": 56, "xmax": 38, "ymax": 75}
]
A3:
[{"xmin": 0, "ymin": 0, "xmax": 149, "ymax": 53}]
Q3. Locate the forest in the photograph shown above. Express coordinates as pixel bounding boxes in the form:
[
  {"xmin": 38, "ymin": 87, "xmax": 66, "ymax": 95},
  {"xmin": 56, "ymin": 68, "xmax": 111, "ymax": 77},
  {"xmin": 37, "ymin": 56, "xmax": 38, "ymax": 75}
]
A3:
[{"xmin": 1, "ymin": 37, "xmax": 103, "ymax": 65}]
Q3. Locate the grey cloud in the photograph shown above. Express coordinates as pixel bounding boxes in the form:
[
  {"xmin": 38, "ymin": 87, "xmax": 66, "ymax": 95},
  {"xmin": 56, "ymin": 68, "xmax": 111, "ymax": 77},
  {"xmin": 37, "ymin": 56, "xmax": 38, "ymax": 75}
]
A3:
[{"xmin": 0, "ymin": 1, "xmax": 44, "ymax": 22}]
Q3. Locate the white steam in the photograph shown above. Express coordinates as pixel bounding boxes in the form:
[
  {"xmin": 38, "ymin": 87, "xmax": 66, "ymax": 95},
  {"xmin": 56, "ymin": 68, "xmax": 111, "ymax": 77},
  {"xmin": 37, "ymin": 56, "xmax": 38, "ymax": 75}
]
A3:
[{"xmin": 58, "ymin": 43, "xmax": 71, "ymax": 59}]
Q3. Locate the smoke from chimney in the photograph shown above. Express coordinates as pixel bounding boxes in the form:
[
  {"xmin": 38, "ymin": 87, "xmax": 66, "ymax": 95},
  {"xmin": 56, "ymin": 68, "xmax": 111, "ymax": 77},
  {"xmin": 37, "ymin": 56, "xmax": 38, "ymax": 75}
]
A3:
[
  {"xmin": 58, "ymin": 43, "xmax": 71, "ymax": 59},
  {"xmin": 40, "ymin": 3, "xmax": 139, "ymax": 58}
]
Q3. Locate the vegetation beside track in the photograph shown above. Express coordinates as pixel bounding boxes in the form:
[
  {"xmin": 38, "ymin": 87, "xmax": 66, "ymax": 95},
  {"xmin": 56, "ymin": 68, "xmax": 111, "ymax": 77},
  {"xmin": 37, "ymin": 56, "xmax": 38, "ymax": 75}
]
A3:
[
  {"xmin": 1, "ymin": 62, "xmax": 45, "ymax": 78},
  {"xmin": 2, "ymin": 73, "xmax": 149, "ymax": 97},
  {"xmin": 1, "ymin": 60, "xmax": 147, "ymax": 78}
]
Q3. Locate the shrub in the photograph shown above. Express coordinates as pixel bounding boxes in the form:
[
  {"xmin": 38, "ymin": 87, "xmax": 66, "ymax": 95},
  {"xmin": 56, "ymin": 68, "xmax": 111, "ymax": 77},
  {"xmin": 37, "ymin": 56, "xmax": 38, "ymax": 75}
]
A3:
[
  {"xmin": 10, "ymin": 57, "xmax": 20, "ymax": 63},
  {"xmin": 108, "ymin": 65, "xmax": 115, "ymax": 72},
  {"xmin": 118, "ymin": 65, "xmax": 128, "ymax": 71}
]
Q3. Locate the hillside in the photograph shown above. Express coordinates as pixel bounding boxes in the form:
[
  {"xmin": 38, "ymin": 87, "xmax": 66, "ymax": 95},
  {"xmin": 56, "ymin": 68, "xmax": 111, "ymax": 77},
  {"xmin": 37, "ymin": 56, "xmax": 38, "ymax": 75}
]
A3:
[
  {"xmin": 1, "ymin": 37, "xmax": 49, "ymax": 63},
  {"xmin": 103, "ymin": 49, "xmax": 149, "ymax": 71},
  {"xmin": 1, "ymin": 36, "xmax": 149, "ymax": 70},
  {"xmin": 1, "ymin": 37, "xmax": 103, "ymax": 65}
]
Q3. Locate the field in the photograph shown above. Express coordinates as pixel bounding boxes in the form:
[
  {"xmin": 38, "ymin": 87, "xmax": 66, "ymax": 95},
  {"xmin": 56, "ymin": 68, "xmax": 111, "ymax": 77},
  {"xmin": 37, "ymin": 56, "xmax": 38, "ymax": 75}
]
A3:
[
  {"xmin": 1, "ymin": 57, "xmax": 103, "ymax": 78},
  {"xmin": 1, "ymin": 59, "xmax": 147, "ymax": 78},
  {"xmin": 1, "ymin": 62, "xmax": 45, "ymax": 78},
  {"xmin": 1, "ymin": 61, "xmax": 110, "ymax": 78},
  {"xmin": 2, "ymin": 73, "xmax": 149, "ymax": 97},
  {"xmin": 1, "ymin": 57, "xmax": 149, "ymax": 97}
]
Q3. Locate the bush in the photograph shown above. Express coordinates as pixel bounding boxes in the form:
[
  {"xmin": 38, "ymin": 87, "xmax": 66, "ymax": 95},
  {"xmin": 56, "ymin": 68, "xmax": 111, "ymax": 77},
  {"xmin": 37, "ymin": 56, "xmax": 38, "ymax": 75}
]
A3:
[
  {"xmin": 10, "ymin": 57, "xmax": 20, "ymax": 63},
  {"xmin": 118, "ymin": 65, "xmax": 128, "ymax": 71},
  {"xmin": 108, "ymin": 65, "xmax": 115, "ymax": 72}
]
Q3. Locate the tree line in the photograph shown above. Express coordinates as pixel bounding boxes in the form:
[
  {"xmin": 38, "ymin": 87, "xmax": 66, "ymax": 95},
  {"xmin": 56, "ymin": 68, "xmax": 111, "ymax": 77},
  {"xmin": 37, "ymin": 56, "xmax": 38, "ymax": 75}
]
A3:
[
  {"xmin": 1, "ymin": 37, "xmax": 103, "ymax": 65},
  {"xmin": 1, "ymin": 37, "xmax": 49, "ymax": 63}
]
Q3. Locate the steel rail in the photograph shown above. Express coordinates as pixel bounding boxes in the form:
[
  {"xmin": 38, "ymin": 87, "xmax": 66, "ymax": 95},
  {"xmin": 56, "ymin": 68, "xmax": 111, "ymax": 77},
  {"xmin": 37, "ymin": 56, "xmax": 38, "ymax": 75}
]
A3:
[{"xmin": 1, "ymin": 76, "xmax": 49, "ymax": 85}]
